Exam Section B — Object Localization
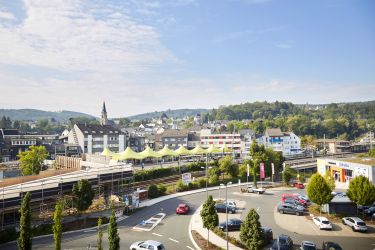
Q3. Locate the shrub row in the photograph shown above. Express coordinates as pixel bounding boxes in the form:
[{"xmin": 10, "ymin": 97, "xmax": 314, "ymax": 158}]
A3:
[{"xmin": 148, "ymin": 184, "xmax": 167, "ymax": 199}]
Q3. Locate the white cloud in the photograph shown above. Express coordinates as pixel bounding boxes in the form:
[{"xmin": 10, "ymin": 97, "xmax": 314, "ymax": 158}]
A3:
[
  {"xmin": 0, "ymin": 0, "xmax": 175, "ymax": 73},
  {"xmin": 0, "ymin": 10, "xmax": 16, "ymax": 20}
]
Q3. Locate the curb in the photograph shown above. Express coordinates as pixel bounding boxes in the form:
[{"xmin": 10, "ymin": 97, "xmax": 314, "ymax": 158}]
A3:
[{"xmin": 189, "ymin": 205, "xmax": 203, "ymax": 250}]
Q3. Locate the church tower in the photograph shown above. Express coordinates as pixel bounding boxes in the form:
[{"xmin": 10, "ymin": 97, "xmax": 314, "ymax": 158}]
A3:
[{"xmin": 100, "ymin": 101, "xmax": 108, "ymax": 126}]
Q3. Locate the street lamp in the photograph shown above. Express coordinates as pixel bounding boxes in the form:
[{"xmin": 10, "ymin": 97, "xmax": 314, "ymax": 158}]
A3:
[
  {"xmin": 220, "ymin": 182, "xmax": 232, "ymax": 250},
  {"xmin": 201, "ymin": 165, "xmax": 212, "ymax": 198}
]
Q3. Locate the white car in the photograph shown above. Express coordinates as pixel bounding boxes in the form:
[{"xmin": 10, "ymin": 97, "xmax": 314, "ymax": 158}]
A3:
[
  {"xmin": 223, "ymin": 200, "xmax": 237, "ymax": 209},
  {"xmin": 130, "ymin": 240, "xmax": 165, "ymax": 250},
  {"xmin": 312, "ymin": 216, "xmax": 332, "ymax": 230},
  {"xmin": 342, "ymin": 217, "xmax": 367, "ymax": 232}
]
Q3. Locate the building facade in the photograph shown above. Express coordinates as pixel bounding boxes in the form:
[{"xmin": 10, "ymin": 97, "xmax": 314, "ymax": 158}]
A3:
[
  {"xmin": 161, "ymin": 129, "xmax": 188, "ymax": 150},
  {"xmin": 200, "ymin": 129, "xmax": 241, "ymax": 153},
  {"xmin": 68, "ymin": 124, "xmax": 126, "ymax": 154},
  {"xmin": 317, "ymin": 157, "xmax": 375, "ymax": 187},
  {"xmin": 257, "ymin": 128, "xmax": 301, "ymax": 156}
]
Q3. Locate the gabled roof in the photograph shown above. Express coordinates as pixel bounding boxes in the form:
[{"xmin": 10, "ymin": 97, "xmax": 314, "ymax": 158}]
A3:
[
  {"xmin": 75, "ymin": 124, "xmax": 123, "ymax": 134},
  {"xmin": 162, "ymin": 129, "xmax": 188, "ymax": 137},
  {"xmin": 1, "ymin": 129, "xmax": 19, "ymax": 136},
  {"xmin": 265, "ymin": 128, "xmax": 283, "ymax": 137}
]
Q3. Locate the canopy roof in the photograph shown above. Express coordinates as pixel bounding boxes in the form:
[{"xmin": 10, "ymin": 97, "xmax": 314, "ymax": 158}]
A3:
[
  {"xmin": 206, "ymin": 145, "xmax": 222, "ymax": 154},
  {"xmin": 101, "ymin": 148, "xmax": 118, "ymax": 157},
  {"xmin": 118, "ymin": 146, "xmax": 143, "ymax": 160},
  {"xmin": 220, "ymin": 144, "xmax": 232, "ymax": 152},
  {"xmin": 158, "ymin": 145, "xmax": 178, "ymax": 157},
  {"xmin": 139, "ymin": 146, "xmax": 161, "ymax": 158},
  {"xmin": 190, "ymin": 145, "xmax": 208, "ymax": 155},
  {"xmin": 175, "ymin": 145, "xmax": 191, "ymax": 156}
]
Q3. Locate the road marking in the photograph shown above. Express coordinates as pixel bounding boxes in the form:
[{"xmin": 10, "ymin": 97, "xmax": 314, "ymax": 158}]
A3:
[
  {"xmin": 83, "ymin": 229, "xmax": 96, "ymax": 233},
  {"xmin": 186, "ymin": 246, "xmax": 194, "ymax": 250},
  {"xmin": 169, "ymin": 238, "xmax": 179, "ymax": 243},
  {"xmin": 256, "ymin": 207, "xmax": 260, "ymax": 211},
  {"xmin": 152, "ymin": 233, "xmax": 163, "ymax": 237}
]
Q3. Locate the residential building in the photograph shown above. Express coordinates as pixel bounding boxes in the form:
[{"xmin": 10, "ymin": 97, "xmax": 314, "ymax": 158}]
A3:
[
  {"xmin": 257, "ymin": 128, "xmax": 301, "ymax": 156},
  {"xmin": 317, "ymin": 157, "xmax": 375, "ymax": 187},
  {"xmin": 239, "ymin": 129, "xmax": 255, "ymax": 156},
  {"xmin": 200, "ymin": 129, "xmax": 241, "ymax": 153},
  {"xmin": 161, "ymin": 129, "xmax": 188, "ymax": 150},
  {"xmin": 68, "ymin": 124, "xmax": 126, "ymax": 154},
  {"xmin": 359, "ymin": 131, "xmax": 375, "ymax": 144}
]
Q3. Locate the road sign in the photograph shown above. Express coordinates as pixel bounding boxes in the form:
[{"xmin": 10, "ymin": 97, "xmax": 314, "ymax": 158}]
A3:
[{"xmin": 181, "ymin": 172, "xmax": 192, "ymax": 185}]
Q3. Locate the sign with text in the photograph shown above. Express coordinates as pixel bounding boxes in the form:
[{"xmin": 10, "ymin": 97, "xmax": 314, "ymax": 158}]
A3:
[{"xmin": 182, "ymin": 172, "xmax": 192, "ymax": 185}]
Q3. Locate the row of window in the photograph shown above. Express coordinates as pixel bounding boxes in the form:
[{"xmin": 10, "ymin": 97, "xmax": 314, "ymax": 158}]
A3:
[
  {"xmin": 84, "ymin": 130, "xmax": 119, "ymax": 134},
  {"xmin": 11, "ymin": 140, "xmax": 36, "ymax": 145},
  {"xmin": 201, "ymin": 136, "xmax": 240, "ymax": 139}
]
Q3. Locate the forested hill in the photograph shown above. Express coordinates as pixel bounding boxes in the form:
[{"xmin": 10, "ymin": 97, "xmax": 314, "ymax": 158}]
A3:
[
  {"xmin": 207, "ymin": 101, "xmax": 375, "ymax": 121},
  {"xmin": 127, "ymin": 108, "xmax": 209, "ymax": 120},
  {"xmin": 0, "ymin": 109, "xmax": 95, "ymax": 122}
]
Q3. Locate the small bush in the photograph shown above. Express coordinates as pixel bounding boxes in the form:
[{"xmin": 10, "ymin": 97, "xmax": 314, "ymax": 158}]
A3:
[
  {"xmin": 157, "ymin": 184, "xmax": 167, "ymax": 196},
  {"xmin": 209, "ymin": 175, "xmax": 219, "ymax": 185},
  {"xmin": 176, "ymin": 180, "xmax": 188, "ymax": 192},
  {"xmin": 197, "ymin": 178, "xmax": 207, "ymax": 188},
  {"xmin": 148, "ymin": 184, "xmax": 159, "ymax": 198}
]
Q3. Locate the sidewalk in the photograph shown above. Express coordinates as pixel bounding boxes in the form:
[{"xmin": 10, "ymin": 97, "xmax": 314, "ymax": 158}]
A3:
[{"xmin": 190, "ymin": 205, "xmax": 243, "ymax": 250}]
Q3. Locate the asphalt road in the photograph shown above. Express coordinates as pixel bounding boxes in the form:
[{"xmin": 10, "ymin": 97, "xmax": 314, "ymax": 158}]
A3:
[{"xmin": 2, "ymin": 186, "xmax": 375, "ymax": 250}]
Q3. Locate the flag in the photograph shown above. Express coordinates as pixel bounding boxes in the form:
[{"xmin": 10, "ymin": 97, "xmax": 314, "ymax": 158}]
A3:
[
  {"xmin": 282, "ymin": 162, "xmax": 286, "ymax": 171},
  {"xmin": 260, "ymin": 162, "xmax": 265, "ymax": 179},
  {"xmin": 247, "ymin": 164, "xmax": 249, "ymax": 177},
  {"xmin": 271, "ymin": 163, "xmax": 275, "ymax": 175}
]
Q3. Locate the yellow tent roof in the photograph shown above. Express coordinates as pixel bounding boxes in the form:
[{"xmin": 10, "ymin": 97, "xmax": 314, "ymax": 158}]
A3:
[
  {"xmin": 190, "ymin": 145, "xmax": 208, "ymax": 155},
  {"xmin": 139, "ymin": 146, "xmax": 161, "ymax": 158},
  {"xmin": 118, "ymin": 147, "xmax": 143, "ymax": 160},
  {"xmin": 101, "ymin": 148, "xmax": 117, "ymax": 157},
  {"xmin": 205, "ymin": 145, "xmax": 222, "ymax": 154},
  {"xmin": 175, "ymin": 145, "xmax": 191, "ymax": 156},
  {"xmin": 158, "ymin": 145, "xmax": 178, "ymax": 157}
]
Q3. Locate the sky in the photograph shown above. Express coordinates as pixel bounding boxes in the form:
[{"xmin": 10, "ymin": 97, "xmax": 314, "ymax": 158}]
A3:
[{"xmin": 0, "ymin": 0, "xmax": 374, "ymax": 117}]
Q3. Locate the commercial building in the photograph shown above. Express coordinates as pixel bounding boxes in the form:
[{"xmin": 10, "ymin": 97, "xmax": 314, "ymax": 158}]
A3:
[
  {"xmin": 200, "ymin": 129, "xmax": 241, "ymax": 153},
  {"xmin": 317, "ymin": 157, "xmax": 375, "ymax": 187},
  {"xmin": 257, "ymin": 128, "xmax": 301, "ymax": 156},
  {"xmin": 315, "ymin": 139, "xmax": 351, "ymax": 154}
]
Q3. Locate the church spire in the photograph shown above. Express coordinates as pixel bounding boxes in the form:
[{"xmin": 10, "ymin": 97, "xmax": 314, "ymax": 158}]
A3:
[{"xmin": 100, "ymin": 101, "xmax": 108, "ymax": 125}]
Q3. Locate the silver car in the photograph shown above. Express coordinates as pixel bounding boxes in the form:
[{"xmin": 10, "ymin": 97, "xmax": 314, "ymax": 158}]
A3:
[
  {"xmin": 342, "ymin": 217, "xmax": 367, "ymax": 232},
  {"xmin": 130, "ymin": 240, "xmax": 165, "ymax": 250}
]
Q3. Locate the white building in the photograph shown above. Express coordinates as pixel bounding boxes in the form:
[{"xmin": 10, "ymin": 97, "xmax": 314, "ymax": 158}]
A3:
[
  {"xmin": 257, "ymin": 128, "xmax": 301, "ymax": 156},
  {"xmin": 200, "ymin": 129, "xmax": 241, "ymax": 153}
]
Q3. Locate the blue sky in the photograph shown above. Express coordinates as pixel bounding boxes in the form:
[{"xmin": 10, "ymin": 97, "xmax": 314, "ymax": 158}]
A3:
[{"xmin": 0, "ymin": 0, "xmax": 374, "ymax": 117}]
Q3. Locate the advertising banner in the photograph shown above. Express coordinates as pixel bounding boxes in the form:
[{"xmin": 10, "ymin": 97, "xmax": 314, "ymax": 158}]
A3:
[
  {"xmin": 271, "ymin": 163, "xmax": 275, "ymax": 175},
  {"xmin": 260, "ymin": 162, "xmax": 265, "ymax": 179}
]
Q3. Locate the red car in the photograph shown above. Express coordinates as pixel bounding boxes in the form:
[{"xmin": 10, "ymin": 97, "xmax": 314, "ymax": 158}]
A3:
[
  {"xmin": 281, "ymin": 194, "xmax": 307, "ymax": 206},
  {"xmin": 293, "ymin": 183, "xmax": 305, "ymax": 189},
  {"xmin": 176, "ymin": 203, "xmax": 190, "ymax": 215}
]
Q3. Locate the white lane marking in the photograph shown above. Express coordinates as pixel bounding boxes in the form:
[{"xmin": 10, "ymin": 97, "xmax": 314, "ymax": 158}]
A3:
[
  {"xmin": 152, "ymin": 233, "xmax": 163, "ymax": 237},
  {"xmin": 169, "ymin": 238, "xmax": 179, "ymax": 243},
  {"xmin": 256, "ymin": 207, "xmax": 260, "ymax": 211},
  {"xmin": 83, "ymin": 229, "xmax": 96, "ymax": 233},
  {"xmin": 187, "ymin": 246, "xmax": 194, "ymax": 250}
]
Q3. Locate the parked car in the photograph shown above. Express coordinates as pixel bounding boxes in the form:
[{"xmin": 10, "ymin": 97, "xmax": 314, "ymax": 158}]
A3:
[
  {"xmin": 283, "ymin": 198, "xmax": 307, "ymax": 208},
  {"xmin": 176, "ymin": 203, "xmax": 190, "ymax": 215},
  {"xmin": 130, "ymin": 240, "xmax": 165, "ymax": 250},
  {"xmin": 312, "ymin": 216, "xmax": 332, "ymax": 230},
  {"xmin": 261, "ymin": 226, "xmax": 273, "ymax": 244},
  {"xmin": 282, "ymin": 194, "xmax": 308, "ymax": 206},
  {"xmin": 300, "ymin": 241, "xmax": 317, "ymax": 250},
  {"xmin": 223, "ymin": 200, "xmax": 237, "ymax": 209},
  {"xmin": 357, "ymin": 205, "xmax": 371, "ymax": 212},
  {"xmin": 342, "ymin": 217, "xmax": 367, "ymax": 232},
  {"xmin": 292, "ymin": 182, "xmax": 305, "ymax": 189},
  {"xmin": 214, "ymin": 203, "xmax": 236, "ymax": 214},
  {"xmin": 364, "ymin": 206, "xmax": 375, "ymax": 216},
  {"xmin": 277, "ymin": 203, "xmax": 305, "ymax": 216},
  {"xmin": 247, "ymin": 185, "xmax": 266, "ymax": 194},
  {"xmin": 322, "ymin": 241, "xmax": 342, "ymax": 250},
  {"xmin": 293, "ymin": 193, "xmax": 311, "ymax": 205},
  {"xmin": 218, "ymin": 218, "xmax": 242, "ymax": 231},
  {"xmin": 270, "ymin": 234, "xmax": 293, "ymax": 250}
]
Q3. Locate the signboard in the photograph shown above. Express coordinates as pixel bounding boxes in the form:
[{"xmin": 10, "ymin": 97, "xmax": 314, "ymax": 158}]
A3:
[
  {"xmin": 182, "ymin": 173, "xmax": 192, "ymax": 185},
  {"xmin": 260, "ymin": 163, "xmax": 265, "ymax": 179}
]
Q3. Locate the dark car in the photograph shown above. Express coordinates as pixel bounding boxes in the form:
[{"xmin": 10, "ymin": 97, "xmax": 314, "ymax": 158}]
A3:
[
  {"xmin": 218, "ymin": 218, "xmax": 242, "ymax": 231},
  {"xmin": 214, "ymin": 203, "xmax": 236, "ymax": 214},
  {"xmin": 364, "ymin": 206, "xmax": 375, "ymax": 216},
  {"xmin": 322, "ymin": 241, "xmax": 342, "ymax": 250},
  {"xmin": 270, "ymin": 234, "xmax": 293, "ymax": 250},
  {"xmin": 277, "ymin": 203, "xmax": 305, "ymax": 216},
  {"xmin": 261, "ymin": 226, "xmax": 273, "ymax": 244}
]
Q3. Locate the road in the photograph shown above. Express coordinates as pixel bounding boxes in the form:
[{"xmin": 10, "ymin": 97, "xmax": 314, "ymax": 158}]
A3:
[{"xmin": 2, "ymin": 186, "xmax": 374, "ymax": 250}]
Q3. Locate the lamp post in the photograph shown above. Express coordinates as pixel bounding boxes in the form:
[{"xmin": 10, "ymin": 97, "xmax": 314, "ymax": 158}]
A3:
[
  {"xmin": 201, "ymin": 165, "xmax": 212, "ymax": 198},
  {"xmin": 220, "ymin": 181, "xmax": 232, "ymax": 250}
]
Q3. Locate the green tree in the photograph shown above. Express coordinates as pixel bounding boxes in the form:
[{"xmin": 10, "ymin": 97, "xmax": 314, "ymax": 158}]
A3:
[
  {"xmin": 53, "ymin": 202, "xmax": 62, "ymax": 250},
  {"xmin": 97, "ymin": 217, "xmax": 103, "ymax": 250},
  {"xmin": 368, "ymin": 149, "xmax": 375, "ymax": 158},
  {"xmin": 282, "ymin": 169, "xmax": 292, "ymax": 185},
  {"xmin": 148, "ymin": 184, "xmax": 159, "ymax": 198},
  {"xmin": 17, "ymin": 192, "xmax": 32, "ymax": 250},
  {"xmin": 324, "ymin": 170, "xmax": 335, "ymax": 190},
  {"xmin": 240, "ymin": 208, "xmax": 264, "ymax": 250},
  {"xmin": 72, "ymin": 179, "xmax": 95, "ymax": 211},
  {"xmin": 218, "ymin": 156, "xmax": 238, "ymax": 178},
  {"xmin": 249, "ymin": 141, "xmax": 268, "ymax": 188},
  {"xmin": 307, "ymin": 174, "xmax": 333, "ymax": 215},
  {"xmin": 18, "ymin": 145, "xmax": 49, "ymax": 175},
  {"xmin": 347, "ymin": 176, "xmax": 375, "ymax": 207},
  {"xmin": 200, "ymin": 195, "xmax": 218, "ymax": 246},
  {"xmin": 108, "ymin": 210, "xmax": 120, "ymax": 250}
]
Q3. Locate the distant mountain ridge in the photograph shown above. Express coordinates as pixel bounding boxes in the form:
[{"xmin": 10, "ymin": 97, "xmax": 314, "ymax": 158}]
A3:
[
  {"xmin": 0, "ymin": 109, "xmax": 95, "ymax": 122},
  {"xmin": 127, "ymin": 108, "xmax": 209, "ymax": 120}
]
